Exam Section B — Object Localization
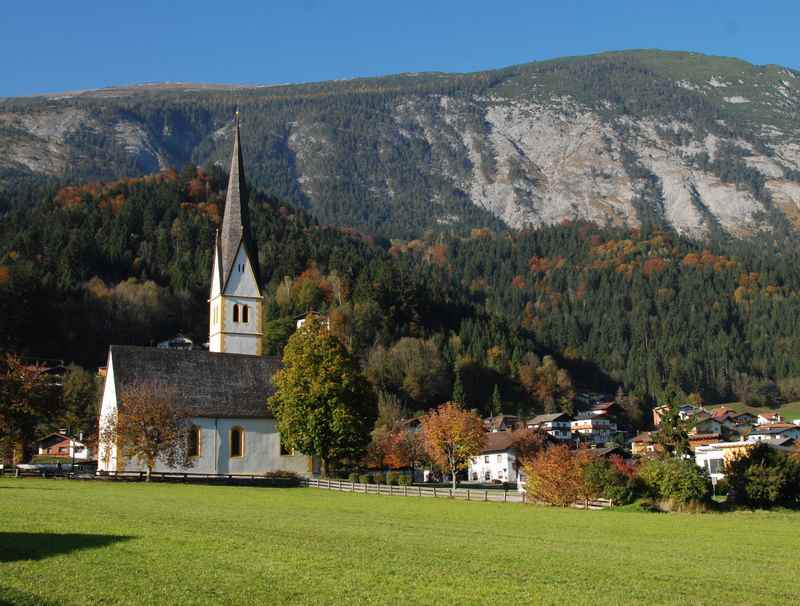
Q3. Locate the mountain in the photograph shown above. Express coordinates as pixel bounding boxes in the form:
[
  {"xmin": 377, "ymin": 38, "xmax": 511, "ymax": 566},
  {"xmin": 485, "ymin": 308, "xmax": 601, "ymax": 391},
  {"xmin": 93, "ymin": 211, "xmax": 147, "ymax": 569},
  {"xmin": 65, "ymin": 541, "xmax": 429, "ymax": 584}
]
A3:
[{"xmin": 1, "ymin": 50, "xmax": 800, "ymax": 239}]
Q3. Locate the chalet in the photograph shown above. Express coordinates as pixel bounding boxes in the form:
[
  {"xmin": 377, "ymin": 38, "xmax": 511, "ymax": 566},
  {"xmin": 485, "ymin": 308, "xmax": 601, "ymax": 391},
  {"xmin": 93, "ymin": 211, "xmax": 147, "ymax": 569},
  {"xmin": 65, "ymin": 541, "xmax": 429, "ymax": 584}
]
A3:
[
  {"xmin": 731, "ymin": 411, "xmax": 757, "ymax": 426},
  {"xmin": 97, "ymin": 115, "xmax": 319, "ymax": 477},
  {"xmin": 484, "ymin": 414, "xmax": 522, "ymax": 432},
  {"xmin": 468, "ymin": 431, "xmax": 518, "ymax": 483},
  {"xmin": 630, "ymin": 431, "xmax": 660, "ymax": 456},
  {"xmin": 37, "ymin": 433, "xmax": 91, "ymax": 460},
  {"xmin": 749, "ymin": 423, "xmax": 800, "ymax": 443},
  {"xmin": 527, "ymin": 412, "xmax": 573, "ymax": 441},
  {"xmin": 571, "ymin": 412, "xmax": 615, "ymax": 445},
  {"xmin": 757, "ymin": 412, "xmax": 785, "ymax": 425}
]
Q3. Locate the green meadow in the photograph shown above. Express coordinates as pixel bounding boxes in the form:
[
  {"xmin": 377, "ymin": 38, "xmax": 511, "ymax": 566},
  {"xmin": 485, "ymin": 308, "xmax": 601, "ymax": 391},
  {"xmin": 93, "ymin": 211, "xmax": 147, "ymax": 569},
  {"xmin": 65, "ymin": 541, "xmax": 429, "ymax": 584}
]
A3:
[{"xmin": 0, "ymin": 478, "xmax": 797, "ymax": 605}]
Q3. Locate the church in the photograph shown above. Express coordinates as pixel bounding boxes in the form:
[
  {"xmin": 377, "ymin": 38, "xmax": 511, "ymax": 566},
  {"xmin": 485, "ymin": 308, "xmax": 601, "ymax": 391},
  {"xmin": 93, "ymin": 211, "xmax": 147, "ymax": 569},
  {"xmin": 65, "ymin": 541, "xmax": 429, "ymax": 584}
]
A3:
[{"xmin": 97, "ymin": 115, "xmax": 318, "ymax": 476}]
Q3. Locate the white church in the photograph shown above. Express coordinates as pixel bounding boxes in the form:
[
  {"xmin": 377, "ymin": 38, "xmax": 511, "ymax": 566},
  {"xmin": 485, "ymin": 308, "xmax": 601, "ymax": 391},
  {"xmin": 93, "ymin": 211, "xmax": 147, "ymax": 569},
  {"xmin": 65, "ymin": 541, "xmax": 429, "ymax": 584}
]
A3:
[{"xmin": 98, "ymin": 114, "xmax": 318, "ymax": 476}]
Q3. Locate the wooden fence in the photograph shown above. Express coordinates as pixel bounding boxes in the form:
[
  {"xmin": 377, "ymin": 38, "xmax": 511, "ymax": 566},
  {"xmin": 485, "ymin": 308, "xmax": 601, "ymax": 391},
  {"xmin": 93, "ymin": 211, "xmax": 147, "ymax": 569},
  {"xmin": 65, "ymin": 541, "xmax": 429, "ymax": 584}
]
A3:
[{"xmin": 301, "ymin": 478, "xmax": 613, "ymax": 509}]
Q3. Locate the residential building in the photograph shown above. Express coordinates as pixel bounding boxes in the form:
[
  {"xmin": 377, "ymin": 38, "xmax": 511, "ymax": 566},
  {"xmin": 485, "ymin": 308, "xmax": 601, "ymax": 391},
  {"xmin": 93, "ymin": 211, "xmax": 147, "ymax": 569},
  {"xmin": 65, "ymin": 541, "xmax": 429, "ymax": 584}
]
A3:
[
  {"xmin": 37, "ymin": 433, "xmax": 91, "ymax": 460},
  {"xmin": 757, "ymin": 412, "xmax": 785, "ymax": 425},
  {"xmin": 630, "ymin": 431, "xmax": 661, "ymax": 456},
  {"xmin": 468, "ymin": 432, "xmax": 518, "ymax": 483},
  {"xmin": 571, "ymin": 412, "xmax": 615, "ymax": 445},
  {"xmin": 527, "ymin": 412, "xmax": 573, "ymax": 441},
  {"xmin": 484, "ymin": 415, "xmax": 522, "ymax": 432},
  {"xmin": 749, "ymin": 423, "xmax": 800, "ymax": 443}
]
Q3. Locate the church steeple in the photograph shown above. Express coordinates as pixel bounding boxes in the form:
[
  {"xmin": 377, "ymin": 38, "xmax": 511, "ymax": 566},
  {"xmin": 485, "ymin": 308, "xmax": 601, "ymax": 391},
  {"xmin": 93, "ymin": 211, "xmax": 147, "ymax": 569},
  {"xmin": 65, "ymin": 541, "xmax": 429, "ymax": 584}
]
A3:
[{"xmin": 209, "ymin": 112, "xmax": 264, "ymax": 356}]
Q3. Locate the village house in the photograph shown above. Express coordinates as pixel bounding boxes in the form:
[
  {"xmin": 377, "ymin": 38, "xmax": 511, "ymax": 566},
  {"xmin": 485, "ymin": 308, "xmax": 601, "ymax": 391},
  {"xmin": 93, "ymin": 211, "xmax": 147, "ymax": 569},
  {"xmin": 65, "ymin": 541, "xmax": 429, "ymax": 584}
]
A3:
[
  {"xmin": 468, "ymin": 432, "xmax": 518, "ymax": 483},
  {"xmin": 37, "ymin": 433, "xmax": 91, "ymax": 460},
  {"xmin": 629, "ymin": 431, "xmax": 661, "ymax": 456},
  {"xmin": 527, "ymin": 412, "xmax": 573, "ymax": 441},
  {"xmin": 97, "ymin": 115, "xmax": 318, "ymax": 477},
  {"xmin": 484, "ymin": 414, "xmax": 522, "ymax": 432},
  {"xmin": 571, "ymin": 412, "xmax": 616, "ymax": 445},
  {"xmin": 757, "ymin": 412, "xmax": 785, "ymax": 425},
  {"xmin": 749, "ymin": 423, "xmax": 800, "ymax": 443}
]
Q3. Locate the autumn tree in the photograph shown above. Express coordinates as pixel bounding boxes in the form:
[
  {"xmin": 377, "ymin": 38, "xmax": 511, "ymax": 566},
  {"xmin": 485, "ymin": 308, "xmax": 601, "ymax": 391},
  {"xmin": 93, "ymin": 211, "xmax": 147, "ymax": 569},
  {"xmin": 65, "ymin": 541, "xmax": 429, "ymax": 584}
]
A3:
[
  {"xmin": 99, "ymin": 381, "xmax": 192, "ymax": 481},
  {"xmin": 509, "ymin": 427, "xmax": 548, "ymax": 476},
  {"xmin": 0, "ymin": 354, "xmax": 57, "ymax": 463},
  {"xmin": 385, "ymin": 429, "xmax": 426, "ymax": 476},
  {"xmin": 270, "ymin": 317, "xmax": 377, "ymax": 476},
  {"xmin": 523, "ymin": 444, "xmax": 592, "ymax": 507},
  {"xmin": 421, "ymin": 402, "xmax": 485, "ymax": 490}
]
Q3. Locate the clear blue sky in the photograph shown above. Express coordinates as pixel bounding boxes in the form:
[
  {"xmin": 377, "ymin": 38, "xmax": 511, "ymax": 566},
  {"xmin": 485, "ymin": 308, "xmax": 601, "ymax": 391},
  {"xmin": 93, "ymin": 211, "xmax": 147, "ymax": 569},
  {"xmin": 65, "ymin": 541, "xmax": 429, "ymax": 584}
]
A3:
[{"xmin": 4, "ymin": 0, "xmax": 799, "ymax": 97}]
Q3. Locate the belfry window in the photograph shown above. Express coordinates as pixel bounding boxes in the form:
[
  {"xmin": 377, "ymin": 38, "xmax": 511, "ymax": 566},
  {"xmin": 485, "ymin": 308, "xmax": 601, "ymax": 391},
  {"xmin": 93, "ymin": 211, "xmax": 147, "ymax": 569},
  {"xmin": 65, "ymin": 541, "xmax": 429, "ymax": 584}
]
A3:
[
  {"xmin": 230, "ymin": 427, "xmax": 244, "ymax": 458},
  {"xmin": 233, "ymin": 304, "xmax": 239, "ymax": 323},
  {"xmin": 242, "ymin": 305, "xmax": 249, "ymax": 323}
]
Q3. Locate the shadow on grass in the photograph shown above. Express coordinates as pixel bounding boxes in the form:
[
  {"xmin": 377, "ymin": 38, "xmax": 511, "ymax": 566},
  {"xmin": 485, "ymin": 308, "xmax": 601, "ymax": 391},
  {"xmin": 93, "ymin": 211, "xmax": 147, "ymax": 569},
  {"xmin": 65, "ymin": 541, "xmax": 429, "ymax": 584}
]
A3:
[
  {"xmin": 0, "ymin": 532, "xmax": 132, "ymax": 563},
  {"xmin": 0, "ymin": 585, "xmax": 66, "ymax": 606}
]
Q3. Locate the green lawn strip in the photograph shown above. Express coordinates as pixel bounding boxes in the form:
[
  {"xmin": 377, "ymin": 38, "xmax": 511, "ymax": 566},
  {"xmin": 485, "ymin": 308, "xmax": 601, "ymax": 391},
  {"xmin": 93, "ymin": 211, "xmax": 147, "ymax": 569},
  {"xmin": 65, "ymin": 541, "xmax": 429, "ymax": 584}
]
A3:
[{"xmin": 0, "ymin": 479, "xmax": 797, "ymax": 605}]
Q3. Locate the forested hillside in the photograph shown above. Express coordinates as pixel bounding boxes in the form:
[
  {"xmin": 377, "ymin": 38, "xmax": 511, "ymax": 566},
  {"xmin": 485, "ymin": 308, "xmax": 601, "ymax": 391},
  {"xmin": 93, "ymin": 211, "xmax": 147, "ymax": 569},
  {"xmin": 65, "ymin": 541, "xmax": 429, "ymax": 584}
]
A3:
[
  {"xmin": 2, "ymin": 168, "xmax": 800, "ymax": 419},
  {"xmin": 2, "ymin": 50, "xmax": 799, "ymax": 239}
]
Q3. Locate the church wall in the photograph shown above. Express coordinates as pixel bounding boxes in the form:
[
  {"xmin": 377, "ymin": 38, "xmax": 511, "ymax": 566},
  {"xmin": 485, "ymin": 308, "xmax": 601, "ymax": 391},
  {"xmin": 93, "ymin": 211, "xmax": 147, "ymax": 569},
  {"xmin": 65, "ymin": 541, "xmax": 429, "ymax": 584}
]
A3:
[
  {"xmin": 97, "ymin": 353, "xmax": 119, "ymax": 473},
  {"xmin": 117, "ymin": 417, "xmax": 311, "ymax": 476},
  {"xmin": 224, "ymin": 245, "xmax": 260, "ymax": 298}
]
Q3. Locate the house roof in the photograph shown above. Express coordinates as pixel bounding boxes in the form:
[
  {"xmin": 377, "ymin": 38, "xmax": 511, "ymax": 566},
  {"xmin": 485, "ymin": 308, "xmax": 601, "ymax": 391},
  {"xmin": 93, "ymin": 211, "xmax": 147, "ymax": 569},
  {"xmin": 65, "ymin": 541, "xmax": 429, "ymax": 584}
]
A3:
[
  {"xmin": 37, "ymin": 433, "xmax": 84, "ymax": 447},
  {"xmin": 481, "ymin": 431, "xmax": 516, "ymax": 454},
  {"xmin": 528, "ymin": 412, "xmax": 572, "ymax": 425},
  {"xmin": 631, "ymin": 431, "xmax": 654, "ymax": 443},
  {"xmin": 109, "ymin": 345, "xmax": 279, "ymax": 419},
  {"xmin": 752, "ymin": 424, "xmax": 798, "ymax": 435}
]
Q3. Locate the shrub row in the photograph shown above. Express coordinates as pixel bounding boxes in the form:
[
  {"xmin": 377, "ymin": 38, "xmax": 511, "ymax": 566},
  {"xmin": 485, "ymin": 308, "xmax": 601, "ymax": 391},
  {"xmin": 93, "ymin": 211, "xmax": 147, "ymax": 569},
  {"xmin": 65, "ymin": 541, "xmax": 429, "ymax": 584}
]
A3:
[{"xmin": 345, "ymin": 472, "xmax": 412, "ymax": 485}]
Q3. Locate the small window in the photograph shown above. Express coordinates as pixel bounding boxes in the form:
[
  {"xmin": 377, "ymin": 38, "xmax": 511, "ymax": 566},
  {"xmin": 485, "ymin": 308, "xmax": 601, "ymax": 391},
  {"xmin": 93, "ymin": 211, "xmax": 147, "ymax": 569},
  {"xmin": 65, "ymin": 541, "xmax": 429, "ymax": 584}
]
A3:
[
  {"xmin": 497, "ymin": 454, "xmax": 502, "ymax": 462},
  {"xmin": 484, "ymin": 470, "xmax": 491, "ymax": 481},
  {"xmin": 233, "ymin": 304, "xmax": 239, "ymax": 323},
  {"xmin": 230, "ymin": 427, "xmax": 244, "ymax": 458},
  {"xmin": 187, "ymin": 426, "xmax": 201, "ymax": 457},
  {"xmin": 484, "ymin": 455, "xmax": 489, "ymax": 463},
  {"xmin": 242, "ymin": 305, "xmax": 249, "ymax": 323}
]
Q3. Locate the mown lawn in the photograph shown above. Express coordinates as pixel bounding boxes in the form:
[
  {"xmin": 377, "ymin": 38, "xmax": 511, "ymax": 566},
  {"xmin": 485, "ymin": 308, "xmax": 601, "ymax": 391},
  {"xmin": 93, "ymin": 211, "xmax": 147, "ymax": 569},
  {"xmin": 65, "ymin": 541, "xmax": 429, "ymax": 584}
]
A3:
[{"xmin": 1, "ymin": 478, "xmax": 797, "ymax": 605}]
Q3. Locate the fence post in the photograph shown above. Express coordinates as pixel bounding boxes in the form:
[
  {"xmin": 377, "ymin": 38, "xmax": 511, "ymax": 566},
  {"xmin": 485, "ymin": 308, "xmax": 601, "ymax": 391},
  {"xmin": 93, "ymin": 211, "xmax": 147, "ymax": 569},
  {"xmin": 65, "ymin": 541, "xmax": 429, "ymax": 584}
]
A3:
[
  {"xmin": 433, "ymin": 487, "xmax": 437, "ymax": 498},
  {"xmin": 467, "ymin": 489, "xmax": 470, "ymax": 501},
  {"xmin": 522, "ymin": 491, "xmax": 526, "ymax": 504},
  {"xmin": 449, "ymin": 488, "xmax": 452, "ymax": 498},
  {"xmin": 484, "ymin": 490, "xmax": 488, "ymax": 502},
  {"xmin": 418, "ymin": 486, "xmax": 422, "ymax": 497},
  {"xmin": 504, "ymin": 490, "xmax": 507, "ymax": 502},
  {"xmin": 404, "ymin": 485, "xmax": 407, "ymax": 497}
]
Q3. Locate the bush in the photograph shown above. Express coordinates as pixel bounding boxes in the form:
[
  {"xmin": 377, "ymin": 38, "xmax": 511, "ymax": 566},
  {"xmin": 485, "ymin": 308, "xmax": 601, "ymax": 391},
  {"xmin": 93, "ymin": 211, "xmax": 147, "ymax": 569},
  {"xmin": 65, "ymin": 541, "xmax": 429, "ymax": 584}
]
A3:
[
  {"xmin": 372, "ymin": 473, "xmax": 385, "ymax": 485},
  {"xmin": 726, "ymin": 442, "xmax": 800, "ymax": 508},
  {"xmin": 639, "ymin": 457, "xmax": 711, "ymax": 506},
  {"xmin": 398, "ymin": 475, "xmax": 412, "ymax": 486},
  {"xmin": 348, "ymin": 472, "xmax": 360, "ymax": 483},
  {"xmin": 358, "ymin": 474, "xmax": 372, "ymax": 484},
  {"xmin": 713, "ymin": 478, "xmax": 729, "ymax": 496},
  {"xmin": 386, "ymin": 472, "xmax": 400, "ymax": 485},
  {"xmin": 583, "ymin": 458, "xmax": 640, "ymax": 505}
]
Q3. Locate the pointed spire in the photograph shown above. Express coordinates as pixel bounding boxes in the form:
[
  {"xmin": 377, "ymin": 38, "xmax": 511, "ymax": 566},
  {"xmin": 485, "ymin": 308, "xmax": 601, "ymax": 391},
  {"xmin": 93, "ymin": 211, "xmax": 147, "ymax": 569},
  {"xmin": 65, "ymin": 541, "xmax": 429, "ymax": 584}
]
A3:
[{"xmin": 218, "ymin": 111, "xmax": 261, "ymax": 291}]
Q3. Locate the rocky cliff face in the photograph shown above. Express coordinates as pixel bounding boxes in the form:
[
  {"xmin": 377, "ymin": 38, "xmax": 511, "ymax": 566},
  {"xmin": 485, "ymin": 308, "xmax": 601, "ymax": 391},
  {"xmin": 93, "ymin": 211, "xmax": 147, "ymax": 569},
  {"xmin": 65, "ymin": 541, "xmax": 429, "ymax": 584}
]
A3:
[{"xmin": 1, "ymin": 51, "xmax": 799, "ymax": 239}]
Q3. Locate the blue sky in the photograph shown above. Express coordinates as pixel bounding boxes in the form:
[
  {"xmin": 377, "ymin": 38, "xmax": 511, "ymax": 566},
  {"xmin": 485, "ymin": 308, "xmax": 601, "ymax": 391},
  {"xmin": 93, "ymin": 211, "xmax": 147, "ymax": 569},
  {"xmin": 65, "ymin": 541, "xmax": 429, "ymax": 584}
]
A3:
[{"xmin": 3, "ymin": 1, "xmax": 799, "ymax": 97}]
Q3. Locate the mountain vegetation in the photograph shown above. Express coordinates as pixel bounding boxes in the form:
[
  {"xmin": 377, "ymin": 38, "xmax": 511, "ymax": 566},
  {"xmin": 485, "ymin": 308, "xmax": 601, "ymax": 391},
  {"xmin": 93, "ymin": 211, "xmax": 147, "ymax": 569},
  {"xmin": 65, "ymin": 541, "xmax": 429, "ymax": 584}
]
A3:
[{"xmin": 2, "ymin": 50, "xmax": 799, "ymax": 239}]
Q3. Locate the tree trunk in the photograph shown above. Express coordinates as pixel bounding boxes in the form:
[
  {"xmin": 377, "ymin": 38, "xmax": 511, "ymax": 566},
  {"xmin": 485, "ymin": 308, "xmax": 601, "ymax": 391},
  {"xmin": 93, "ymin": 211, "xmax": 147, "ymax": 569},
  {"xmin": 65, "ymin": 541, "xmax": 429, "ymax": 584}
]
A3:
[{"xmin": 320, "ymin": 457, "xmax": 328, "ymax": 478}]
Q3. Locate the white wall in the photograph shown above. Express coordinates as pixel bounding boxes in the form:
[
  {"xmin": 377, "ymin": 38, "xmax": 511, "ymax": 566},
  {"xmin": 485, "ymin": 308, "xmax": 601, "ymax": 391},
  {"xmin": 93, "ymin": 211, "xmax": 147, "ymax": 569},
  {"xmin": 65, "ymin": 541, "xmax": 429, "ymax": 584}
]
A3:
[
  {"xmin": 97, "ymin": 353, "xmax": 118, "ymax": 472},
  {"xmin": 469, "ymin": 451, "xmax": 517, "ymax": 483},
  {"xmin": 117, "ymin": 417, "xmax": 312, "ymax": 476}
]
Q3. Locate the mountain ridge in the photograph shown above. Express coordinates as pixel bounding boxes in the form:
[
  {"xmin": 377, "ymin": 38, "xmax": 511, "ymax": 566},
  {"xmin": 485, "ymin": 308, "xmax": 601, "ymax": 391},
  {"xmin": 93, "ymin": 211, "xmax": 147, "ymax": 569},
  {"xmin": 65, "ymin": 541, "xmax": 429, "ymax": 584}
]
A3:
[{"xmin": 2, "ymin": 49, "xmax": 799, "ymax": 239}]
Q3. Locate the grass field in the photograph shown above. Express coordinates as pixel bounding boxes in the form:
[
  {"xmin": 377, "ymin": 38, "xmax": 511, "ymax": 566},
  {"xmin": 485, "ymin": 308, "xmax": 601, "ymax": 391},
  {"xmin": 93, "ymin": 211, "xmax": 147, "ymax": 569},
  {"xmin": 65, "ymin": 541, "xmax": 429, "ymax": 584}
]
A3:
[{"xmin": 1, "ymin": 479, "xmax": 798, "ymax": 605}]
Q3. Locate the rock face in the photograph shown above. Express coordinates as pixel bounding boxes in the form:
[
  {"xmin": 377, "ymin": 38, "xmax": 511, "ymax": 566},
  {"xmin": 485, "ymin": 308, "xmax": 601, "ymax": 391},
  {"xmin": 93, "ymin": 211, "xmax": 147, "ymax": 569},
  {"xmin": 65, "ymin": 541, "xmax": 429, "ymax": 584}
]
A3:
[{"xmin": 1, "ymin": 50, "xmax": 799, "ymax": 239}]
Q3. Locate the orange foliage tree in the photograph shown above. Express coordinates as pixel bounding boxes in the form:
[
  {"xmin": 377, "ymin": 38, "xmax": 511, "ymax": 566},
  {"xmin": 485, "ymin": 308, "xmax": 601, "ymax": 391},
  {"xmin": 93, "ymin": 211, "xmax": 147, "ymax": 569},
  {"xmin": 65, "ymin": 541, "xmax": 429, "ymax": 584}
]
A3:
[
  {"xmin": 523, "ymin": 444, "xmax": 591, "ymax": 507},
  {"xmin": 421, "ymin": 402, "xmax": 486, "ymax": 490},
  {"xmin": 385, "ymin": 429, "xmax": 426, "ymax": 475}
]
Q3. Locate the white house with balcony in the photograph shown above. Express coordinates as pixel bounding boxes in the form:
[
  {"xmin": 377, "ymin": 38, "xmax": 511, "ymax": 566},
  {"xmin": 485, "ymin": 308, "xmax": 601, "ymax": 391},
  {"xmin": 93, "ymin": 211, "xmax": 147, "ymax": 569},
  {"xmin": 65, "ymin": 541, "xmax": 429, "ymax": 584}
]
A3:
[{"xmin": 527, "ymin": 412, "xmax": 573, "ymax": 441}]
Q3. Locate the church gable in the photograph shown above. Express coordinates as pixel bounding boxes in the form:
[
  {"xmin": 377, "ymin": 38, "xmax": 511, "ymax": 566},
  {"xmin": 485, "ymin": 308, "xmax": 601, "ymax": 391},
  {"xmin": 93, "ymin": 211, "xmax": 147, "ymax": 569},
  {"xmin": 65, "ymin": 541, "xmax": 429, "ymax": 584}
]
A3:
[{"xmin": 223, "ymin": 241, "xmax": 261, "ymax": 298}]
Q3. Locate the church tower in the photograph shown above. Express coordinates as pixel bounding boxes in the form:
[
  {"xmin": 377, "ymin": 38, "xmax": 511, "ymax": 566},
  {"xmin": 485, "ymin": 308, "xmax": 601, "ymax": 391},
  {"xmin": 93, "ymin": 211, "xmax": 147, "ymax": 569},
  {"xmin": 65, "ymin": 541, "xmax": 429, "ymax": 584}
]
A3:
[{"xmin": 209, "ymin": 112, "xmax": 263, "ymax": 356}]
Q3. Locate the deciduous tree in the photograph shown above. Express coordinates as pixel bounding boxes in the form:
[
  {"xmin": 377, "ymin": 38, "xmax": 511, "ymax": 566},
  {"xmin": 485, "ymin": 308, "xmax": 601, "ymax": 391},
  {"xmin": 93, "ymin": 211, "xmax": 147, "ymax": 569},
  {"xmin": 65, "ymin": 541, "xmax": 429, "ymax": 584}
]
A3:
[
  {"xmin": 99, "ymin": 381, "xmax": 192, "ymax": 481},
  {"xmin": 420, "ymin": 402, "xmax": 485, "ymax": 490},
  {"xmin": 270, "ymin": 317, "xmax": 377, "ymax": 476},
  {"xmin": 523, "ymin": 444, "xmax": 591, "ymax": 507}
]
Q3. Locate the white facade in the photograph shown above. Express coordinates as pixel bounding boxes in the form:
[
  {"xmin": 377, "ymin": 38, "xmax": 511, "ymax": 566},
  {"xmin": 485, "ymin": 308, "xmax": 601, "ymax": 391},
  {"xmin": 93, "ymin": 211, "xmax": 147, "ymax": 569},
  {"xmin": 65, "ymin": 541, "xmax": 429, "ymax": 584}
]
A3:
[
  {"xmin": 209, "ymin": 243, "xmax": 263, "ymax": 356},
  {"xmin": 469, "ymin": 451, "xmax": 518, "ymax": 483}
]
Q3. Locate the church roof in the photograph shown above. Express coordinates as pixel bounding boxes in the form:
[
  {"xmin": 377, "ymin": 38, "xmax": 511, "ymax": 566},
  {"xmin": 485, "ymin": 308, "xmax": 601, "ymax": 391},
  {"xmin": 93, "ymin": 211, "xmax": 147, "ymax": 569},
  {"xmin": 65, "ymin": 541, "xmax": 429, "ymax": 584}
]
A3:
[
  {"xmin": 217, "ymin": 112, "xmax": 262, "ymax": 293},
  {"xmin": 109, "ymin": 345, "xmax": 279, "ymax": 418}
]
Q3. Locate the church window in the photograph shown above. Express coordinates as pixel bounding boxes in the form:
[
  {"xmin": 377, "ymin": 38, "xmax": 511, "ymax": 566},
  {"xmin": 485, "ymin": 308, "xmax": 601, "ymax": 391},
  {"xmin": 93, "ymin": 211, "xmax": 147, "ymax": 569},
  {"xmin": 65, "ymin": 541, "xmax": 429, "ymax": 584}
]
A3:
[
  {"xmin": 188, "ymin": 426, "xmax": 201, "ymax": 457},
  {"xmin": 230, "ymin": 427, "xmax": 244, "ymax": 457},
  {"xmin": 233, "ymin": 304, "xmax": 239, "ymax": 323},
  {"xmin": 242, "ymin": 305, "xmax": 249, "ymax": 323}
]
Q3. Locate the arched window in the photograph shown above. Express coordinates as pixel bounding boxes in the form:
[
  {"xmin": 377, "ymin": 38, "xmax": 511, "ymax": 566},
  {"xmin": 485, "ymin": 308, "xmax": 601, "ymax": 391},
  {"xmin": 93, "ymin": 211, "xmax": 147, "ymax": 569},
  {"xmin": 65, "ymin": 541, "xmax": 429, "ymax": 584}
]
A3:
[
  {"xmin": 233, "ymin": 304, "xmax": 239, "ymax": 323},
  {"xmin": 242, "ymin": 305, "xmax": 249, "ymax": 323},
  {"xmin": 187, "ymin": 426, "xmax": 201, "ymax": 457},
  {"xmin": 230, "ymin": 427, "xmax": 244, "ymax": 458}
]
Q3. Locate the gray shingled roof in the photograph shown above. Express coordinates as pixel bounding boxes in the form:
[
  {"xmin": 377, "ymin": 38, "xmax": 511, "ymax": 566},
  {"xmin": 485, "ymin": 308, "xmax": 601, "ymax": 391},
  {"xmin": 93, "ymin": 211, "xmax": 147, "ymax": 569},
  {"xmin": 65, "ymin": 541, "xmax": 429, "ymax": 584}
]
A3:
[
  {"xmin": 110, "ymin": 345, "xmax": 278, "ymax": 418},
  {"xmin": 528, "ymin": 412, "xmax": 572, "ymax": 425}
]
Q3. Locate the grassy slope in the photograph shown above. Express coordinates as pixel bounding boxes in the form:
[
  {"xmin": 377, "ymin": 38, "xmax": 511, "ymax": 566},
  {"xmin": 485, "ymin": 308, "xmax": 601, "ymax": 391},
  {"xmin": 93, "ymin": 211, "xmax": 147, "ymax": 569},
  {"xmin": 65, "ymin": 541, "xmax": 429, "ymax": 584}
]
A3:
[
  {"xmin": 1, "ymin": 480, "xmax": 799, "ymax": 605},
  {"xmin": 723, "ymin": 401, "xmax": 800, "ymax": 421}
]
